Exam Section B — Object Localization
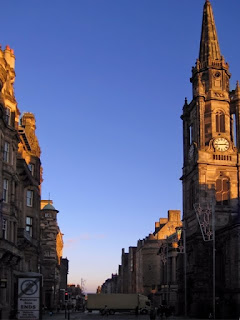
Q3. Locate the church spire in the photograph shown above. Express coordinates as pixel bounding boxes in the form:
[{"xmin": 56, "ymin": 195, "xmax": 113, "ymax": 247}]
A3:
[{"xmin": 199, "ymin": 0, "xmax": 221, "ymax": 63}]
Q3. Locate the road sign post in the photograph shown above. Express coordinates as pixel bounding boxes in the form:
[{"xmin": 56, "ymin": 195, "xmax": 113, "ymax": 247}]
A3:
[{"xmin": 17, "ymin": 275, "xmax": 42, "ymax": 320}]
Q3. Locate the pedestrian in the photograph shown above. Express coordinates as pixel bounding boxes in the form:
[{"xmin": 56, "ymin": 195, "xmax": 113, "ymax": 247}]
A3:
[
  {"xmin": 157, "ymin": 305, "xmax": 163, "ymax": 319},
  {"xmin": 149, "ymin": 306, "xmax": 157, "ymax": 320},
  {"xmin": 135, "ymin": 306, "xmax": 139, "ymax": 316},
  {"xmin": 103, "ymin": 305, "xmax": 109, "ymax": 316},
  {"xmin": 165, "ymin": 305, "xmax": 171, "ymax": 318}
]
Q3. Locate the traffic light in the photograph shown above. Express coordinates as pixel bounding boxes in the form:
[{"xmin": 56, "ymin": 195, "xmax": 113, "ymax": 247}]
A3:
[{"xmin": 65, "ymin": 292, "xmax": 69, "ymax": 301}]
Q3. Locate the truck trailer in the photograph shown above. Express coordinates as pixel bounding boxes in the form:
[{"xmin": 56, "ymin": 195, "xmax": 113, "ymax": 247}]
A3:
[{"xmin": 86, "ymin": 293, "xmax": 151, "ymax": 314}]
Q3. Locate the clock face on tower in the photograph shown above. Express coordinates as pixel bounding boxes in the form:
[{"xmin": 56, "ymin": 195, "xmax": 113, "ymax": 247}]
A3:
[{"xmin": 213, "ymin": 137, "xmax": 229, "ymax": 151}]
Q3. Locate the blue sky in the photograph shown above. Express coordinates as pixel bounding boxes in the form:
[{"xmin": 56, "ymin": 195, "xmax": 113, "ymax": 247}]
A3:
[{"xmin": 2, "ymin": 0, "xmax": 240, "ymax": 293}]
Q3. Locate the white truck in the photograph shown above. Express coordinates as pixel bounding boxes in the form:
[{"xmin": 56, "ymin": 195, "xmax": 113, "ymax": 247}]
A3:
[{"xmin": 86, "ymin": 293, "xmax": 151, "ymax": 314}]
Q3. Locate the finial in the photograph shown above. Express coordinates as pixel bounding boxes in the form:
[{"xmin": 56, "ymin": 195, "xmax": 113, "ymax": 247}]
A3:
[
  {"xmin": 5, "ymin": 45, "xmax": 10, "ymax": 51},
  {"xmin": 184, "ymin": 97, "xmax": 188, "ymax": 105},
  {"xmin": 48, "ymin": 192, "xmax": 50, "ymax": 203},
  {"xmin": 235, "ymin": 81, "xmax": 240, "ymax": 98}
]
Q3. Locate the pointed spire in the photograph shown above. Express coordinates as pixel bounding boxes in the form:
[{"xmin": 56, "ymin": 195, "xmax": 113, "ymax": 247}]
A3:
[
  {"xmin": 235, "ymin": 81, "xmax": 240, "ymax": 99},
  {"xmin": 199, "ymin": 0, "xmax": 221, "ymax": 63}
]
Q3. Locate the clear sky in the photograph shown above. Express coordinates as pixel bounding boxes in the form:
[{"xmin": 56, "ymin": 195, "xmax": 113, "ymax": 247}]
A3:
[{"xmin": 2, "ymin": 0, "xmax": 240, "ymax": 293}]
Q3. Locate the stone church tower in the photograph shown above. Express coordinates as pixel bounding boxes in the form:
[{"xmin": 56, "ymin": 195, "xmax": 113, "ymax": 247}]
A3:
[{"xmin": 181, "ymin": 0, "xmax": 240, "ymax": 318}]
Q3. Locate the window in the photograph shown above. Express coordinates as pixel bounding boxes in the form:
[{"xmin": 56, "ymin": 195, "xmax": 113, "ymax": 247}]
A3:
[
  {"xmin": 189, "ymin": 124, "xmax": 193, "ymax": 146},
  {"xmin": 26, "ymin": 216, "xmax": 33, "ymax": 237},
  {"xmin": 45, "ymin": 213, "xmax": 52, "ymax": 218},
  {"xmin": 204, "ymin": 105, "xmax": 212, "ymax": 144},
  {"xmin": 5, "ymin": 107, "xmax": 11, "ymax": 125},
  {"xmin": 28, "ymin": 163, "xmax": 34, "ymax": 176},
  {"xmin": 3, "ymin": 179, "xmax": 8, "ymax": 203},
  {"xmin": 216, "ymin": 111, "xmax": 225, "ymax": 133},
  {"xmin": 3, "ymin": 142, "xmax": 9, "ymax": 162},
  {"xmin": 2, "ymin": 218, "xmax": 7, "ymax": 239},
  {"xmin": 26, "ymin": 190, "xmax": 33, "ymax": 207},
  {"xmin": 216, "ymin": 177, "xmax": 229, "ymax": 205}
]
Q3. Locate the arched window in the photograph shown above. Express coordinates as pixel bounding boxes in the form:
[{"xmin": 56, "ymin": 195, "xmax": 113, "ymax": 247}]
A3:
[
  {"xmin": 216, "ymin": 176, "xmax": 229, "ymax": 205},
  {"xmin": 216, "ymin": 111, "xmax": 225, "ymax": 133}
]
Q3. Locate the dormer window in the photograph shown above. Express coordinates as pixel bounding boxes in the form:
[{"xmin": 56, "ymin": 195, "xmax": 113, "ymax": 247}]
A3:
[
  {"xmin": 5, "ymin": 107, "xmax": 11, "ymax": 125},
  {"xmin": 28, "ymin": 163, "xmax": 34, "ymax": 176}
]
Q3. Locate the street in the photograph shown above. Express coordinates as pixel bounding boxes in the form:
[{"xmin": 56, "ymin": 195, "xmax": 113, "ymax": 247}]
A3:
[{"xmin": 41, "ymin": 311, "xmax": 237, "ymax": 320}]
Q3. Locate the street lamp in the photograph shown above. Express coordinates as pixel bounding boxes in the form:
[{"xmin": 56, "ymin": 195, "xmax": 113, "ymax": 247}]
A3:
[{"xmin": 158, "ymin": 241, "xmax": 168, "ymax": 305}]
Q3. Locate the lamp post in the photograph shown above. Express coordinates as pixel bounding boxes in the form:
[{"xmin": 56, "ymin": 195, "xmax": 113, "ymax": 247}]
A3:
[
  {"xmin": 158, "ymin": 229, "xmax": 187, "ymax": 313},
  {"xmin": 194, "ymin": 201, "xmax": 215, "ymax": 319},
  {"xmin": 158, "ymin": 241, "xmax": 167, "ymax": 304},
  {"xmin": 183, "ymin": 222, "xmax": 187, "ymax": 318}
]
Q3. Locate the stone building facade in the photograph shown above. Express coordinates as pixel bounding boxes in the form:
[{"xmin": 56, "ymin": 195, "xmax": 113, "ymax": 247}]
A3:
[
  {"xmin": 100, "ymin": 210, "xmax": 182, "ymax": 312},
  {"xmin": 0, "ymin": 44, "xmax": 42, "ymax": 319},
  {"xmin": 0, "ymin": 45, "xmax": 67, "ymax": 318},
  {"xmin": 40, "ymin": 201, "xmax": 64, "ymax": 310},
  {"xmin": 101, "ymin": 273, "xmax": 118, "ymax": 294},
  {"xmin": 180, "ymin": 1, "xmax": 240, "ymax": 318},
  {"xmin": 136, "ymin": 210, "xmax": 182, "ymax": 306},
  {"xmin": 60, "ymin": 258, "xmax": 69, "ymax": 292},
  {"xmin": 127, "ymin": 246, "xmax": 137, "ymax": 293},
  {"xmin": 120, "ymin": 248, "xmax": 129, "ymax": 293}
]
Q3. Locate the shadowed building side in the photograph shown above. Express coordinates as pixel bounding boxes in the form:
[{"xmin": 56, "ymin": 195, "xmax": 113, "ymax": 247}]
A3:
[
  {"xmin": 0, "ymin": 45, "xmax": 42, "ymax": 319},
  {"xmin": 180, "ymin": 0, "xmax": 240, "ymax": 317},
  {"xmin": 40, "ymin": 201, "xmax": 65, "ymax": 311}
]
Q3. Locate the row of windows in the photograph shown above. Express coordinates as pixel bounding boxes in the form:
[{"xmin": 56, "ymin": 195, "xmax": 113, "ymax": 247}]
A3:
[
  {"xmin": 2, "ymin": 179, "xmax": 33, "ymax": 207},
  {"xmin": 2, "ymin": 216, "xmax": 33, "ymax": 240},
  {"xmin": 2, "ymin": 141, "xmax": 35, "ymax": 178},
  {"xmin": 213, "ymin": 155, "xmax": 232, "ymax": 161},
  {"xmin": 189, "ymin": 176, "xmax": 230, "ymax": 208}
]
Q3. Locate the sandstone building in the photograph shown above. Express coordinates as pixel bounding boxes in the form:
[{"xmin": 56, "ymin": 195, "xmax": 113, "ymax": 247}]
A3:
[
  {"xmin": 101, "ymin": 210, "xmax": 182, "ymax": 312},
  {"xmin": 180, "ymin": 1, "xmax": 240, "ymax": 318},
  {"xmin": 135, "ymin": 210, "xmax": 181, "ymax": 309},
  {"xmin": 0, "ymin": 45, "xmax": 42, "ymax": 319},
  {"xmin": 40, "ymin": 200, "xmax": 64, "ymax": 310},
  {"xmin": 0, "ymin": 45, "xmax": 67, "ymax": 318}
]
